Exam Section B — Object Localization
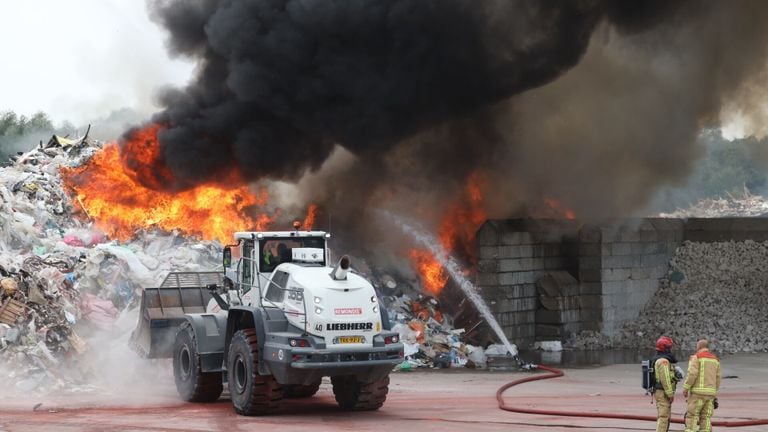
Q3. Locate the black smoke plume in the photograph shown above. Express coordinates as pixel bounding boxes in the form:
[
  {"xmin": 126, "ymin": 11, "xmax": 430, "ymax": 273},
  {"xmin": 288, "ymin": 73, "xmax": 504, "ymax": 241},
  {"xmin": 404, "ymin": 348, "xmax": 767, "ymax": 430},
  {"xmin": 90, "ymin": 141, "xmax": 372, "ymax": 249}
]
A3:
[
  {"xmin": 139, "ymin": 0, "xmax": 682, "ymax": 189},
  {"xmin": 134, "ymin": 0, "xmax": 768, "ymax": 241}
]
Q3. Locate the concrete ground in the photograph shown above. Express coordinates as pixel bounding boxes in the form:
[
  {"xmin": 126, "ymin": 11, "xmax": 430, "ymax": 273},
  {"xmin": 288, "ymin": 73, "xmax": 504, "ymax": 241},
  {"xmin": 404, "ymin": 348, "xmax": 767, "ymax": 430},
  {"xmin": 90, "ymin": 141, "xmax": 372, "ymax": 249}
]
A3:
[{"xmin": 1, "ymin": 353, "xmax": 766, "ymax": 431}]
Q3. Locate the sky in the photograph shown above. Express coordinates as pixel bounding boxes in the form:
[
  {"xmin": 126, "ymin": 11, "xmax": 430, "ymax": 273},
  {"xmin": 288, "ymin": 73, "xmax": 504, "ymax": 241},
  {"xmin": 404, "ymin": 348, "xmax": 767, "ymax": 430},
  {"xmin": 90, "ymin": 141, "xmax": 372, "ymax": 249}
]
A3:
[{"xmin": 0, "ymin": 0, "xmax": 194, "ymax": 128}]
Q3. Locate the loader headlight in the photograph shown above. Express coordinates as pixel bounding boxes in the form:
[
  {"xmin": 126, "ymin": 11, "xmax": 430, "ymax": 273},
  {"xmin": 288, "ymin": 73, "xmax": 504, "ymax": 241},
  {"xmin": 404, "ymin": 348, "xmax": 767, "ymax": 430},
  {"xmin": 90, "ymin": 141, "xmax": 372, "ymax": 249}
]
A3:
[
  {"xmin": 314, "ymin": 296, "xmax": 322, "ymax": 304},
  {"xmin": 372, "ymin": 305, "xmax": 379, "ymax": 313},
  {"xmin": 315, "ymin": 306, "xmax": 323, "ymax": 315},
  {"xmin": 370, "ymin": 296, "xmax": 377, "ymax": 303}
]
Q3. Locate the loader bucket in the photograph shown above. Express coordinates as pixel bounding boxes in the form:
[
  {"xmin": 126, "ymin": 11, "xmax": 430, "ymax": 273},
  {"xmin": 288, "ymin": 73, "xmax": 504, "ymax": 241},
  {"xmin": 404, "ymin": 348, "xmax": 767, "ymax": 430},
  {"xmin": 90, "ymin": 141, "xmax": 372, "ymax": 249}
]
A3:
[{"xmin": 130, "ymin": 272, "xmax": 222, "ymax": 358}]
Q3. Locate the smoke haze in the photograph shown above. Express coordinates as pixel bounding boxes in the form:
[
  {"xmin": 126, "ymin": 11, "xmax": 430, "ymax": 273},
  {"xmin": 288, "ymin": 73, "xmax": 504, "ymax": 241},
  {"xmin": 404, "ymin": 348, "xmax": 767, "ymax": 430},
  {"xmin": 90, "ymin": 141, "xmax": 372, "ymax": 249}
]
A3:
[{"xmin": 137, "ymin": 0, "xmax": 768, "ymax": 231}]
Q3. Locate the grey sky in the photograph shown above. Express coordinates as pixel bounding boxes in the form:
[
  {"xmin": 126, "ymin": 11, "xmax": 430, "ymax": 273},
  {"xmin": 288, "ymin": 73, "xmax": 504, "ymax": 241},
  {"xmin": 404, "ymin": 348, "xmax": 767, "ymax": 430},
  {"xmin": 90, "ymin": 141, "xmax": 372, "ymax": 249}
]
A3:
[{"xmin": 0, "ymin": 0, "xmax": 193, "ymax": 127}]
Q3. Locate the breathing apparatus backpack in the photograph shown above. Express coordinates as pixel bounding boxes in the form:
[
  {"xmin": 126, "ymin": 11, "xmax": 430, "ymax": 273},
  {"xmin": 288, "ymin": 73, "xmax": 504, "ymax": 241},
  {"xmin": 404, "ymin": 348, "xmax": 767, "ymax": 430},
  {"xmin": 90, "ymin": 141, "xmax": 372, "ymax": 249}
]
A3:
[
  {"xmin": 642, "ymin": 357, "xmax": 684, "ymax": 395},
  {"xmin": 641, "ymin": 359, "xmax": 656, "ymax": 395}
]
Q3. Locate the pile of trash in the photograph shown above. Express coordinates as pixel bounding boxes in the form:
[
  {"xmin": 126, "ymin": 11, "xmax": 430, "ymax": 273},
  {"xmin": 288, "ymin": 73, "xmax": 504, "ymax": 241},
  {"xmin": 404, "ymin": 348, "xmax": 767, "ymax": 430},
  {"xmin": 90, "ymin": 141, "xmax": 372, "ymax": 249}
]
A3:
[
  {"xmin": 0, "ymin": 136, "xmax": 221, "ymax": 394},
  {"xmin": 659, "ymin": 189, "xmax": 768, "ymax": 218},
  {"xmin": 357, "ymin": 266, "xmax": 499, "ymax": 370}
]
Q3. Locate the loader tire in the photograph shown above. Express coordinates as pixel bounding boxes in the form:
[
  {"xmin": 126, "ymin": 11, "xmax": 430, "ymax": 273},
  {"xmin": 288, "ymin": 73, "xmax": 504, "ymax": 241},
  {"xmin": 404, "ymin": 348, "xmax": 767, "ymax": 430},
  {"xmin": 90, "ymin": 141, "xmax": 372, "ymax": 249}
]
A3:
[
  {"xmin": 173, "ymin": 322, "xmax": 223, "ymax": 402},
  {"xmin": 227, "ymin": 329, "xmax": 283, "ymax": 415},
  {"xmin": 284, "ymin": 380, "xmax": 321, "ymax": 398},
  {"xmin": 332, "ymin": 375, "xmax": 389, "ymax": 411}
]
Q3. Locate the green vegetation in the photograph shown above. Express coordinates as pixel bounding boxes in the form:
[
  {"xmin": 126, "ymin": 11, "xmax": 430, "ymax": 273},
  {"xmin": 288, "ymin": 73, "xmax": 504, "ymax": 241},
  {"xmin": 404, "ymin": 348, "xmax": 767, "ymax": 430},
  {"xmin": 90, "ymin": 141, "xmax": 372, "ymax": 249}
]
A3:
[{"xmin": 0, "ymin": 110, "xmax": 58, "ymax": 163}]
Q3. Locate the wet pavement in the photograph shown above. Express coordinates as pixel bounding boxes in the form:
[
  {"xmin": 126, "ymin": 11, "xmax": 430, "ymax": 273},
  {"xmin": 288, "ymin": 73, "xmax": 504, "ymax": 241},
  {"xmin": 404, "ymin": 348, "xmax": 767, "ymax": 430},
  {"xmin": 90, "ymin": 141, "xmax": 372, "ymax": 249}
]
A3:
[{"xmin": 1, "ymin": 353, "xmax": 766, "ymax": 431}]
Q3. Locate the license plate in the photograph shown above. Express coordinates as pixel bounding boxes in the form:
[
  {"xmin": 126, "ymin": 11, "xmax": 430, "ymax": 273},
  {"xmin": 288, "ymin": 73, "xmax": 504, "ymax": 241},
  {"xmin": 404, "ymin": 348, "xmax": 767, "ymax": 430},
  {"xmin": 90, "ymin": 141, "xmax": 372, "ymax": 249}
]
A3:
[{"xmin": 335, "ymin": 336, "xmax": 364, "ymax": 344}]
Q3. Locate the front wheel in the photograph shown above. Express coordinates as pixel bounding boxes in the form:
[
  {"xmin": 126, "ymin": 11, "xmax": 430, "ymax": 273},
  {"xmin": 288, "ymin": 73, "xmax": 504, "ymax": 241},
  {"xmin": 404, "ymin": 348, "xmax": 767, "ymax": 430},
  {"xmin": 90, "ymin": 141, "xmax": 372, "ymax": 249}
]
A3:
[
  {"xmin": 331, "ymin": 375, "xmax": 389, "ymax": 411},
  {"xmin": 173, "ymin": 322, "xmax": 223, "ymax": 402},
  {"xmin": 227, "ymin": 329, "xmax": 283, "ymax": 415}
]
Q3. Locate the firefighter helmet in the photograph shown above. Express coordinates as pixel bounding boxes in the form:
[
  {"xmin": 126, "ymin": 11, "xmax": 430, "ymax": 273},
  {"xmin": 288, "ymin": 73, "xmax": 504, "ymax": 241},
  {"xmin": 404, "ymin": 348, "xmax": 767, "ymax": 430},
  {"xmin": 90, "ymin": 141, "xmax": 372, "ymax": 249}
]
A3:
[{"xmin": 656, "ymin": 336, "xmax": 674, "ymax": 352}]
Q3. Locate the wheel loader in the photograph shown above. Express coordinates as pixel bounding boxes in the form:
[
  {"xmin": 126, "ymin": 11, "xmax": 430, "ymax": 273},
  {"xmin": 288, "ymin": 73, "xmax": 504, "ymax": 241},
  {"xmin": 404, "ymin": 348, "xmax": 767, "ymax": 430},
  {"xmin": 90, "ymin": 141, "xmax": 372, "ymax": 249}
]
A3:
[{"xmin": 130, "ymin": 227, "xmax": 403, "ymax": 415}]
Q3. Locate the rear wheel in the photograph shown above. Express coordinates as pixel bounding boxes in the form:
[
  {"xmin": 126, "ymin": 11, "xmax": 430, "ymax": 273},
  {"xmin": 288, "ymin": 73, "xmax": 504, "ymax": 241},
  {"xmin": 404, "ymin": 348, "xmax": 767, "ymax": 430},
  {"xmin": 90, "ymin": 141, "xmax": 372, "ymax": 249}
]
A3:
[
  {"xmin": 331, "ymin": 375, "xmax": 389, "ymax": 411},
  {"xmin": 173, "ymin": 322, "xmax": 223, "ymax": 402},
  {"xmin": 284, "ymin": 380, "xmax": 321, "ymax": 398},
  {"xmin": 227, "ymin": 329, "xmax": 283, "ymax": 415}
]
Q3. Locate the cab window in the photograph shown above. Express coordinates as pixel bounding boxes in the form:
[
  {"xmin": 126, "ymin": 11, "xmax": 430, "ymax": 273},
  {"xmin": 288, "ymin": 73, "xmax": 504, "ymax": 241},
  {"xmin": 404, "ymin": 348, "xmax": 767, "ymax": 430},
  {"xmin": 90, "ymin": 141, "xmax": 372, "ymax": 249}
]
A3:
[
  {"xmin": 259, "ymin": 237, "xmax": 325, "ymax": 273},
  {"xmin": 265, "ymin": 270, "xmax": 290, "ymax": 303}
]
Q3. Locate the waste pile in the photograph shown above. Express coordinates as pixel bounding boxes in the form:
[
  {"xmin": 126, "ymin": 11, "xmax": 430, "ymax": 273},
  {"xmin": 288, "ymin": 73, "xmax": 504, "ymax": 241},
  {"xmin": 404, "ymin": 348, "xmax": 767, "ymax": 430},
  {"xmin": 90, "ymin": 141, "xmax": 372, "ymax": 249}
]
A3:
[
  {"xmin": 0, "ymin": 137, "xmax": 221, "ymax": 395},
  {"xmin": 573, "ymin": 240, "xmax": 768, "ymax": 353},
  {"xmin": 356, "ymin": 264, "xmax": 496, "ymax": 370},
  {"xmin": 0, "ymin": 135, "xmax": 496, "ymax": 397},
  {"xmin": 659, "ymin": 189, "xmax": 768, "ymax": 218}
]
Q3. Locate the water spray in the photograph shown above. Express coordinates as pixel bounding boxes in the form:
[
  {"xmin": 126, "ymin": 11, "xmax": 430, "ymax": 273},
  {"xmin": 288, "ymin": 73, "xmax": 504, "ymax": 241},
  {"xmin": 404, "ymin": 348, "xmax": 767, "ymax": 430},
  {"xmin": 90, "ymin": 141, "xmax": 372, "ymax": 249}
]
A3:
[{"xmin": 381, "ymin": 211, "xmax": 523, "ymax": 364}]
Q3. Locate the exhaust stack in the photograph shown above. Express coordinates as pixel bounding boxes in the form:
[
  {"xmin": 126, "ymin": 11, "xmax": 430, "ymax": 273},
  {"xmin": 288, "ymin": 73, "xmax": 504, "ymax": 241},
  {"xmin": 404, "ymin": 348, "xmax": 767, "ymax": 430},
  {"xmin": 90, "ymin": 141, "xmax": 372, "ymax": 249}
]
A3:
[{"xmin": 331, "ymin": 255, "xmax": 351, "ymax": 281}]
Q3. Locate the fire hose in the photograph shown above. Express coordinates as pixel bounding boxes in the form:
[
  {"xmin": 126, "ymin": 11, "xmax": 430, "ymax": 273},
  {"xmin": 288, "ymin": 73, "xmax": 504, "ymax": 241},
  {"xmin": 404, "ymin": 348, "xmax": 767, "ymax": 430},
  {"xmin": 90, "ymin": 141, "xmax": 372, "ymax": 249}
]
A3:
[{"xmin": 496, "ymin": 364, "xmax": 768, "ymax": 427}]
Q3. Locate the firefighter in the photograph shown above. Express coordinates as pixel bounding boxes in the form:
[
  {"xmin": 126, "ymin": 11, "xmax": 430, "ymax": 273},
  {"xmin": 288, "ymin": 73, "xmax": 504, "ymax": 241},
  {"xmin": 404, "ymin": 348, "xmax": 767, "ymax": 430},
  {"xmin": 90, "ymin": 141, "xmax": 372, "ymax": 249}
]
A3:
[
  {"xmin": 683, "ymin": 339, "xmax": 721, "ymax": 432},
  {"xmin": 653, "ymin": 336, "xmax": 680, "ymax": 432}
]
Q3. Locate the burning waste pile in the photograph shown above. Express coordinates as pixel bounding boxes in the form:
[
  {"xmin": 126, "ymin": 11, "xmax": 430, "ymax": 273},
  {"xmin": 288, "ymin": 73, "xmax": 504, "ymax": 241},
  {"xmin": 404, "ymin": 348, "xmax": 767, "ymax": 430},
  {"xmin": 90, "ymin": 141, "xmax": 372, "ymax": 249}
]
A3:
[
  {"xmin": 0, "ymin": 136, "xmax": 221, "ymax": 395},
  {"xmin": 0, "ymin": 132, "xmax": 506, "ymax": 399}
]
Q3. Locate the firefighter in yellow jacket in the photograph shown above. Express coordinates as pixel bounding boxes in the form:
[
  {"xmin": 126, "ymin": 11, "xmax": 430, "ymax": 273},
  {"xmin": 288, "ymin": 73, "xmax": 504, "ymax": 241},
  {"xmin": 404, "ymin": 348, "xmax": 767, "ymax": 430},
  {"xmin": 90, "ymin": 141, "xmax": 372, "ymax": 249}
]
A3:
[
  {"xmin": 653, "ymin": 336, "xmax": 682, "ymax": 432},
  {"xmin": 683, "ymin": 339, "xmax": 721, "ymax": 432}
]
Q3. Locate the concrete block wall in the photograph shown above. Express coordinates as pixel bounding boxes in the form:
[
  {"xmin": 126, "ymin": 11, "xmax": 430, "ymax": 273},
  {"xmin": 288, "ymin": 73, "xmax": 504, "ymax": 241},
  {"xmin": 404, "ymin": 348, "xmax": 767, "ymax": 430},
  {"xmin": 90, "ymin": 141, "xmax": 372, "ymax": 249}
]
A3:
[
  {"xmin": 590, "ymin": 219, "xmax": 684, "ymax": 334},
  {"xmin": 477, "ymin": 217, "xmax": 768, "ymax": 348},
  {"xmin": 477, "ymin": 218, "xmax": 685, "ymax": 347},
  {"xmin": 476, "ymin": 220, "xmax": 579, "ymax": 347}
]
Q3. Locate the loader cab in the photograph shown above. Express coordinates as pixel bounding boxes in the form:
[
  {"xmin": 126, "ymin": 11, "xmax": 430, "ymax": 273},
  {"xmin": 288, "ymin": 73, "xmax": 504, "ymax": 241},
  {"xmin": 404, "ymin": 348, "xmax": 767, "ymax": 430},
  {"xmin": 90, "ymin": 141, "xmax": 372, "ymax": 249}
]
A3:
[{"xmin": 223, "ymin": 231, "xmax": 331, "ymax": 303}]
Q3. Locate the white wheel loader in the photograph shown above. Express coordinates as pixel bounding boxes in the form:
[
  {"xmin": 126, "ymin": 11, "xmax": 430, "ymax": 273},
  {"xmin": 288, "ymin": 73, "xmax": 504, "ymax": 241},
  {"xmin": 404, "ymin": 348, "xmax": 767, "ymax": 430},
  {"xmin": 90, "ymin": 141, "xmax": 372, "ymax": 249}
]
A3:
[{"xmin": 130, "ymin": 228, "xmax": 403, "ymax": 415}]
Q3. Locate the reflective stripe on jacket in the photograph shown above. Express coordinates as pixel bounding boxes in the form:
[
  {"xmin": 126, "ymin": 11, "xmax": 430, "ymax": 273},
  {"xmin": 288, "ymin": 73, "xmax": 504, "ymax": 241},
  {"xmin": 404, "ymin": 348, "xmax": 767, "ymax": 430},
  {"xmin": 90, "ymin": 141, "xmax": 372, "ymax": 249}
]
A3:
[
  {"xmin": 683, "ymin": 348, "xmax": 721, "ymax": 396},
  {"xmin": 654, "ymin": 357, "xmax": 675, "ymax": 397}
]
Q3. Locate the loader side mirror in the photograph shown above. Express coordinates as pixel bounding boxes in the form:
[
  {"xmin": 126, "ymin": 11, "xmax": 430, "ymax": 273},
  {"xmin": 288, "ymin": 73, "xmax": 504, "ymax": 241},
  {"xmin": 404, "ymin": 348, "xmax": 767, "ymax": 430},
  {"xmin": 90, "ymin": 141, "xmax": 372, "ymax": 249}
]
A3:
[{"xmin": 223, "ymin": 247, "xmax": 232, "ymax": 267}]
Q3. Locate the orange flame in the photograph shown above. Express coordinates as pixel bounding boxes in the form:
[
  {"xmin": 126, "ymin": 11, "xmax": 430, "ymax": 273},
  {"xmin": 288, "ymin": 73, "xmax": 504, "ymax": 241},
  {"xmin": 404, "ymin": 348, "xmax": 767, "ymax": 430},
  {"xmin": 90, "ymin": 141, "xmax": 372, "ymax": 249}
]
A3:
[
  {"xmin": 60, "ymin": 125, "xmax": 274, "ymax": 243},
  {"xmin": 303, "ymin": 204, "xmax": 319, "ymax": 230},
  {"xmin": 409, "ymin": 172, "xmax": 488, "ymax": 295},
  {"xmin": 409, "ymin": 249, "xmax": 449, "ymax": 295},
  {"xmin": 543, "ymin": 197, "xmax": 576, "ymax": 220}
]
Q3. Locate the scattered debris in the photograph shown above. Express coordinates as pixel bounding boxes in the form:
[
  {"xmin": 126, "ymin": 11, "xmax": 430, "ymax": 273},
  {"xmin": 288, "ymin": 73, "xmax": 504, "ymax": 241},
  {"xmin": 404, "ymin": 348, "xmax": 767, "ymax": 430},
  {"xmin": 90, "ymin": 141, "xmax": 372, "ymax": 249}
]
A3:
[
  {"xmin": 659, "ymin": 188, "xmax": 768, "ymax": 218},
  {"xmin": 0, "ymin": 139, "xmax": 221, "ymax": 394}
]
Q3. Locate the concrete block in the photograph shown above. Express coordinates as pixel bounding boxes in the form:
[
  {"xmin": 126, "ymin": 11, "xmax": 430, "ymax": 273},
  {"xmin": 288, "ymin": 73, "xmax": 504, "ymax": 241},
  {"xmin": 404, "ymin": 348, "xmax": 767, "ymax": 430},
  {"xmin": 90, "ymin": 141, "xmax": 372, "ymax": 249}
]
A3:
[
  {"xmin": 477, "ymin": 259, "xmax": 499, "ymax": 273},
  {"xmin": 539, "ymin": 295, "xmax": 580, "ymax": 311},
  {"xmin": 578, "ymin": 269, "xmax": 602, "ymax": 282},
  {"xmin": 611, "ymin": 242, "xmax": 632, "ymax": 256},
  {"xmin": 579, "ymin": 226, "xmax": 602, "ymax": 243},
  {"xmin": 544, "ymin": 257, "xmax": 563, "ymax": 270},
  {"xmin": 578, "ymin": 308, "xmax": 601, "ymax": 322},
  {"xmin": 536, "ymin": 309, "xmax": 580, "ymax": 324},
  {"xmin": 479, "ymin": 246, "xmax": 499, "ymax": 259},
  {"xmin": 639, "ymin": 228, "xmax": 659, "ymax": 242},
  {"xmin": 476, "ymin": 273, "xmax": 500, "ymax": 286},
  {"xmin": 602, "ymin": 280, "xmax": 626, "ymax": 296},
  {"xmin": 630, "ymin": 267, "xmax": 651, "ymax": 280},
  {"xmin": 579, "ymin": 295, "xmax": 602, "ymax": 309},
  {"xmin": 601, "ymin": 268, "xmax": 632, "ymax": 281},
  {"xmin": 579, "ymin": 282, "xmax": 602, "ymax": 294},
  {"xmin": 618, "ymin": 227, "xmax": 641, "ymax": 242},
  {"xmin": 504, "ymin": 284, "xmax": 537, "ymax": 299},
  {"xmin": 542, "ymin": 244, "xmax": 561, "ymax": 257},
  {"xmin": 501, "ymin": 231, "xmax": 534, "ymax": 245},
  {"xmin": 498, "ymin": 297, "xmax": 538, "ymax": 312},
  {"xmin": 499, "ymin": 310, "xmax": 536, "ymax": 326},
  {"xmin": 579, "ymin": 243, "xmax": 601, "ymax": 256},
  {"xmin": 536, "ymin": 324, "xmax": 564, "ymax": 338},
  {"xmin": 649, "ymin": 265, "xmax": 667, "ymax": 279},
  {"xmin": 498, "ymin": 245, "xmax": 534, "ymax": 259},
  {"xmin": 504, "ymin": 324, "xmax": 536, "ymax": 340},
  {"xmin": 476, "ymin": 222, "xmax": 501, "ymax": 246},
  {"xmin": 579, "ymin": 256, "xmax": 602, "ymax": 270},
  {"xmin": 499, "ymin": 271, "xmax": 539, "ymax": 285}
]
